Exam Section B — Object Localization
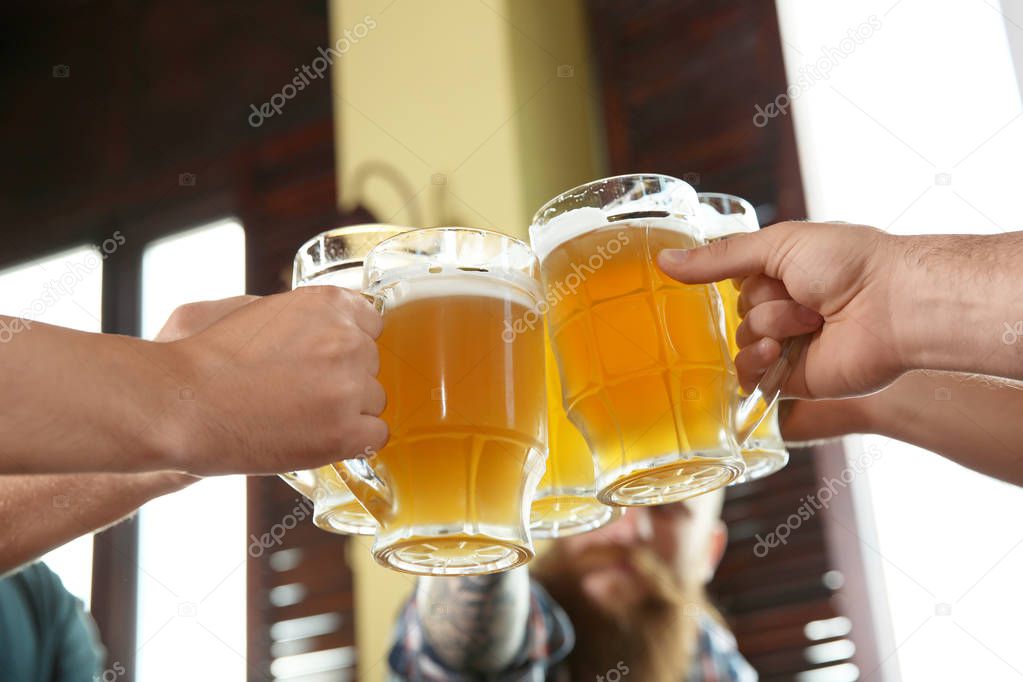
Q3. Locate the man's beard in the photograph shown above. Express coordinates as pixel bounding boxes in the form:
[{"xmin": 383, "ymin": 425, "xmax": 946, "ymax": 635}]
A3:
[{"xmin": 532, "ymin": 543, "xmax": 706, "ymax": 682}]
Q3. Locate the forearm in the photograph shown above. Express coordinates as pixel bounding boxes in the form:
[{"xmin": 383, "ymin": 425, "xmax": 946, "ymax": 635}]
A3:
[
  {"xmin": 860, "ymin": 371, "xmax": 1023, "ymax": 484},
  {"xmin": 0, "ymin": 471, "xmax": 195, "ymax": 574},
  {"xmin": 0, "ymin": 318, "xmax": 187, "ymax": 474},
  {"xmin": 415, "ymin": 568, "xmax": 531, "ymax": 673},
  {"xmin": 896, "ymin": 232, "xmax": 1023, "ymax": 380}
]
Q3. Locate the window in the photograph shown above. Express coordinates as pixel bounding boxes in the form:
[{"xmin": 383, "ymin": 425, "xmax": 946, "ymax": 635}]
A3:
[
  {"xmin": 135, "ymin": 219, "xmax": 248, "ymax": 681},
  {"xmin": 777, "ymin": 1, "xmax": 1023, "ymax": 679},
  {"xmin": 0, "ymin": 245, "xmax": 104, "ymax": 609}
]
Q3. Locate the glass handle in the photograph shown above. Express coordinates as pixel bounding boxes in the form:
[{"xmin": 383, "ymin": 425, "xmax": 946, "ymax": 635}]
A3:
[
  {"xmin": 734, "ymin": 335, "xmax": 807, "ymax": 444},
  {"xmin": 336, "ymin": 458, "xmax": 392, "ymax": 524},
  {"xmin": 278, "ymin": 471, "xmax": 317, "ymax": 501}
]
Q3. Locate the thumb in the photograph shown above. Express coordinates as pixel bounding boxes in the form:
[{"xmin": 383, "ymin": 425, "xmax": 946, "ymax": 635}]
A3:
[{"xmin": 656, "ymin": 222, "xmax": 797, "ymax": 284}]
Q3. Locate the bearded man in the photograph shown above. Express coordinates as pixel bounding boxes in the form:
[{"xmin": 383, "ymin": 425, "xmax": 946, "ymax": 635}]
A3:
[{"xmin": 387, "ymin": 489, "xmax": 756, "ymax": 681}]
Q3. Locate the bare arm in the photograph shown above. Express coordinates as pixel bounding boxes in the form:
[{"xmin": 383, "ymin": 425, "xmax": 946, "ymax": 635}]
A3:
[
  {"xmin": 415, "ymin": 568, "xmax": 531, "ymax": 673},
  {"xmin": 0, "ymin": 286, "xmax": 387, "ymax": 476},
  {"xmin": 0, "ymin": 471, "xmax": 195, "ymax": 574},
  {"xmin": 0, "ymin": 318, "xmax": 187, "ymax": 475},
  {"xmin": 784, "ymin": 371, "xmax": 1023, "ymax": 485}
]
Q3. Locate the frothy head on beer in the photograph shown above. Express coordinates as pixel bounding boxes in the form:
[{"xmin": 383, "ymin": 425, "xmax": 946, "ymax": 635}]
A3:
[
  {"xmin": 695, "ymin": 193, "xmax": 759, "ymax": 240},
  {"xmin": 367, "ymin": 263, "xmax": 540, "ymax": 310},
  {"xmin": 529, "ymin": 173, "xmax": 701, "ymax": 262}
]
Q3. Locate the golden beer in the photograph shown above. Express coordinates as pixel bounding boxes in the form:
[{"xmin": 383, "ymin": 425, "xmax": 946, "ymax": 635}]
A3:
[
  {"xmin": 537, "ymin": 217, "xmax": 744, "ymax": 505},
  {"xmin": 531, "ymin": 331, "xmax": 619, "ymax": 537},
  {"xmin": 717, "ymin": 279, "xmax": 789, "ymax": 481},
  {"xmin": 281, "ymin": 224, "xmax": 412, "ymax": 535},
  {"xmin": 342, "ymin": 228, "xmax": 547, "ymax": 575}
]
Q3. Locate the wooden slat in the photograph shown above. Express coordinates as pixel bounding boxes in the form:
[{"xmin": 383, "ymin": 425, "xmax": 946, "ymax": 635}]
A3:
[
  {"xmin": 271, "ymin": 629, "xmax": 358, "ymax": 658},
  {"xmin": 270, "ymin": 590, "xmax": 356, "ymax": 624},
  {"xmin": 741, "ymin": 628, "xmax": 851, "ymax": 659}
]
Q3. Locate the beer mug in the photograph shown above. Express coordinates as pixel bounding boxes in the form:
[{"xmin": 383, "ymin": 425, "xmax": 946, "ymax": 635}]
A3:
[
  {"xmin": 697, "ymin": 193, "xmax": 789, "ymax": 482},
  {"xmin": 341, "ymin": 227, "xmax": 548, "ymax": 575},
  {"xmin": 530, "ymin": 327, "xmax": 620, "ymax": 538},
  {"xmin": 279, "ymin": 224, "xmax": 412, "ymax": 535},
  {"xmin": 530, "ymin": 174, "xmax": 794, "ymax": 506}
]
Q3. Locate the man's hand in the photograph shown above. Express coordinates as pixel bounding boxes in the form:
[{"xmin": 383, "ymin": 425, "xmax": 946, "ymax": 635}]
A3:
[
  {"xmin": 154, "ymin": 295, "xmax": 258, "ymax": 342},
  {"xmin": 154, "ymin": 287, "xmax": 388, "ymax": 476},
  {"xmin": 660, "ymin": 221, "xmax": 901, "ymax": 398},
  {"xmin": 659, "ymin": 222, "xmax": 1023, "ymax": 399}
]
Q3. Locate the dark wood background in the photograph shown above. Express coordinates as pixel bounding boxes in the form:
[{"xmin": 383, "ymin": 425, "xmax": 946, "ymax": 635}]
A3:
[{"xmin": 1, "ymin": 2, "xmax": 361, "ymax": 680}]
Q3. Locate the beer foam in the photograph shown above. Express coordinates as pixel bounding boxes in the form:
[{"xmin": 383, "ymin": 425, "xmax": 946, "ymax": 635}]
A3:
[
  {"xmin": 697, "ymin": 203, "xmax": 758, "ymax": 239},
  {"xmin": 368, "ymin": 265, "xmax": 541, "ymax": 310},
  {"xmin": 530, "ymin": 207, "xmax": 702, "ymax": 260},
  {"xmin": 529, "ymin": 207, "xmax": 609, "ymax": 262}
]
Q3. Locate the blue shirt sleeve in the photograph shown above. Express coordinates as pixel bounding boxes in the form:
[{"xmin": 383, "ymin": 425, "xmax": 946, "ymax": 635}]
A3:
[{"xmin": 0, "ymin": 562, "xmax": 103, "ymax": 682}]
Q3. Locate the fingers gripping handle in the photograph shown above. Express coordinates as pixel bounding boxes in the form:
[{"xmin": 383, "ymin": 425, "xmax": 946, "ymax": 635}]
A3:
[
  {"xmin": 338, "ymin": 288, "xmax": 393, "ymax": 524},
  {"xmin": 734, "ymin": 335, "xmax": 807, "ymax": 444}
]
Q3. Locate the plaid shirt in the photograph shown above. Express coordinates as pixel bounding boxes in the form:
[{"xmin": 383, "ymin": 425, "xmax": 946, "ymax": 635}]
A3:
[{"xmin": 388, "ymin": 580, "xmax": 757, "ymax": 682}]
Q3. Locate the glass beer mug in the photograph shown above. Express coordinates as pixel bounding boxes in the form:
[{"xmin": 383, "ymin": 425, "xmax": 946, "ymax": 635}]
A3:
[
  {"xmin": 530, "ymin": 326, "xmax": 620, "ymax": 538},
  {"xmin": 529, "ymin": 174, "xmax": 795, "ymax": 506},
  {"xmin": 340, "ymin": 227, "xmax": 548, "ymax": 575},
  {"xmin": 697, "ymin": 193, "xmax": 789, "ymax": 482},
  {"xmin": 278, "ymin": 224, "xmax": 412, "ymax": 535}
]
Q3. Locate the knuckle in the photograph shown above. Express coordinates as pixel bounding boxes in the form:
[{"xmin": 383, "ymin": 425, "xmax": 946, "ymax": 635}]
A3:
[
  {"xmin": 334, "ymin": 325, "xmax": 363, "ymax": 353},
  {"xmin": 321, "ymin": 286, "xmax": 352, "ymax": 309},
  {"xmin": 334, "ymin": 376, "xmax": 363, "ymax": 401},
  {"xmin": 706, "ymin": 238, "xmax": 732, "ymax": 258},
  {"xmin": 167, "ymin": 302, "xmax": 204, "ymax": 332}
]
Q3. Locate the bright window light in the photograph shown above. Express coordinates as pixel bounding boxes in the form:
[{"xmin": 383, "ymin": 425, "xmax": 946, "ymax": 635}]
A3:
[
  {"xmin": 777, "ymin": 1, "xmax": 1023, "ymax": 680},
  {"xmin": 0, "ymin": 244, "xmax": 104, "ymax": 610},
  {"xmin": 136, "ymin": 219, "xmax": 247, "ymax": 681}
]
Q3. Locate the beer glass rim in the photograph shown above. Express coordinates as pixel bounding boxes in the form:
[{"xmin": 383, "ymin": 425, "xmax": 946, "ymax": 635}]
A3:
[
  {"xmin": 372, "ymin": 225, "xmax": 532, "ymax": 251},
  {"xmin": 293, "ymin": 223, "xmax": 413, "ymax": 286},
  {"xmin": 696, "ymin": 192, "xmax": 759, "ymax": 237},
  {"xmin": 365, "ymin": 226, "xmax": 538, "ymax": 283},
  {"xmin": 529, "ymin": 173, "xmax": 696, "ymax": 228},
  {"xmin": 696, "ymin": 192, "xmax": 756, "ymax": 216}
]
